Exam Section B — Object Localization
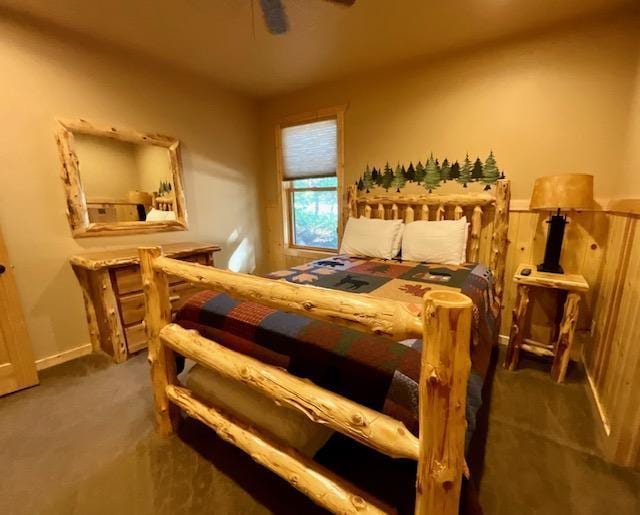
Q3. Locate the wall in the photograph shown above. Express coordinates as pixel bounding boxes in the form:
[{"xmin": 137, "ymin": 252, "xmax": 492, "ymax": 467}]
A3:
[
  {"xmin": 135, "ymin": 144, "xmax": 173, "ymax": 196},
  {"xmin": 74, "ymin": 135, "xmax": 140, "ymax": 199},
  {"xmin": 582, "ymin": 212, "xmax": 640, "ymax": 467},
  {"xmin": 0, "ymin": 13, "xmax": 261, "ymax": 362},
  {"xmin": 258, "ymin": 14, "xmax": 640, "ymax": 271}
]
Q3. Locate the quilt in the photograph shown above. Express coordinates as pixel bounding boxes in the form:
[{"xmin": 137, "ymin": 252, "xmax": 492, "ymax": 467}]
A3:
[{"xmin": 176, "ymin": 254, "xmax": 501, "ymax": 446}]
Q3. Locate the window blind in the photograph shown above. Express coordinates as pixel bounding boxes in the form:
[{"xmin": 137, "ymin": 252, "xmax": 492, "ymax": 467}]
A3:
[{"xmin": 281, "ymin": 118, "xmax": 337, "ymax": 181}]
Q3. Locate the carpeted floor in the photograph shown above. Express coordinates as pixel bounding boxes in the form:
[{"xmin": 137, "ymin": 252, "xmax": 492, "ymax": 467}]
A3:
[{"xmin": 1, "ymin": 348, "xmax": 638, "ymax": 515}]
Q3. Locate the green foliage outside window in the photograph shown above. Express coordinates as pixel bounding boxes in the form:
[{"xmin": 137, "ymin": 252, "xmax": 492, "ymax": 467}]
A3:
[{"xmin": 291, "ymin": 177, "xmax": 338, "ymax": 249}]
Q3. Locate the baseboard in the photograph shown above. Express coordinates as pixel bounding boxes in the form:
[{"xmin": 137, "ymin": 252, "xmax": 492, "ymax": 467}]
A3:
[
  {"xmin": 35, "ymin": 343, "xmax": 92, "ymax": 371},
  {"xmin": 584, "ymin": 365, "xmax": 611, "ymax": 436}
]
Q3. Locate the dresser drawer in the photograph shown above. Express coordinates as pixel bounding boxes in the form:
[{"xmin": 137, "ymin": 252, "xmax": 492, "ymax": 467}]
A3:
[
  {"xmin": 125, "ymin": 323, "xmax": 147, "ymax": 354},
  {"xmin": 113, "ymin": 253, "xmax": 210, "ymax": 295},
  {"xmin": 119, "ymin": 282, "xmax": 207, "ymax": 326}
]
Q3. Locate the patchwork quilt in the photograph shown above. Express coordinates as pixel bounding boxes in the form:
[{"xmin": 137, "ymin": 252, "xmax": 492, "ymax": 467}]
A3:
[{"xmin": 176, "ymin": 254, "xmax": 501, "ymax": 447}]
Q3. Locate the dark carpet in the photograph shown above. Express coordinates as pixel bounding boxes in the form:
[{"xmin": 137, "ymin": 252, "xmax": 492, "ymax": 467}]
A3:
[{"xmin": 1, "ymin": 348, "xmax": 638, "ymax": 515}]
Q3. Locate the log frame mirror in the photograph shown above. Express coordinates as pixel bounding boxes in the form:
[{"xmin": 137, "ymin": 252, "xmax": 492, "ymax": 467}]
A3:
[{"xmin": 55, "ymin": 118, "xmax": 189, "ymax": 237}]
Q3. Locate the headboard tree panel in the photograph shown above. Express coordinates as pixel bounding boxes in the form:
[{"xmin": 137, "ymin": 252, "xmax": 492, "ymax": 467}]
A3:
[{"xmin": 346, "ymin": 179, "xmax": 511, "ymax": 305}]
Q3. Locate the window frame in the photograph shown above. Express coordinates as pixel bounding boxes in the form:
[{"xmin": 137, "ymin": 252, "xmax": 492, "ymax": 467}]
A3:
[{"xmin": 275, "ymin": 106, "xmax": 346, "ymax": 256}]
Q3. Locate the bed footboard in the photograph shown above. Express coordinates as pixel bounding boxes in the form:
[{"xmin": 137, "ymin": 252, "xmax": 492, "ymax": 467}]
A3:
[{"xmin": 139, "ymin": 247, "xmax": 472, "ymax": 515}]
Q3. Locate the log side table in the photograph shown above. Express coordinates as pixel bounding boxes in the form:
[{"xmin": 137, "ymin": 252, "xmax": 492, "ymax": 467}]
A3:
[{"xmin": 503, "ymin": 264, "xmax": 589, "ymax": 383}]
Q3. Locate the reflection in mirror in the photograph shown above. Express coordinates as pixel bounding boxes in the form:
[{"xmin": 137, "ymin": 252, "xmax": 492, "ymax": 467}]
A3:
[
  {"xmin": 74, "ymin": 134, "xmax": 176, "ymax": 224},
  {"xmin": 55, "ymin": 119, "xmax": 188, "ymax": 237}
]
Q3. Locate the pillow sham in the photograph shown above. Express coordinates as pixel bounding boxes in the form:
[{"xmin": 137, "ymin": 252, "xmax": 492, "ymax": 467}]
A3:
[
  {"xmin": 146, "ymin": 208, "xmax": 177, "ymax": 222},
  {"xmin": 340, "ymin": 217, "xmax": 404, "ymax": 260},
  {"xmin": 402, "ymin": 217, "xmax": 468, "ymax": 265}
]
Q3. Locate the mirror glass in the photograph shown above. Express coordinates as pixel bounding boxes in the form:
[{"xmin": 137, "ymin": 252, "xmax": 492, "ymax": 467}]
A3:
[{"xmin": 74, "ymin": 134, "xmax": 177, "ymax": 224}]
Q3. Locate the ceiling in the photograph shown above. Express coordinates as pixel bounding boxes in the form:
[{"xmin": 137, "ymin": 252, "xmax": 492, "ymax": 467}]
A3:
[{"xmin": 0, "ymin": 0, "xmax": 636, "ymax": 97}]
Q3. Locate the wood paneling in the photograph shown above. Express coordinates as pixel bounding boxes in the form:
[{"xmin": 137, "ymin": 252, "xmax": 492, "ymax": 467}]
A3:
[{"xmin": 583, "ymin": 214, "xmax": 640, "ymax": 468}]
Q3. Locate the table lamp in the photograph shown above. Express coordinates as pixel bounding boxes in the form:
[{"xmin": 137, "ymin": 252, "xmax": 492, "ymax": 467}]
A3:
[{"xmin": 530, "ymin": 173, "xmax": 594, "ymax": 274}]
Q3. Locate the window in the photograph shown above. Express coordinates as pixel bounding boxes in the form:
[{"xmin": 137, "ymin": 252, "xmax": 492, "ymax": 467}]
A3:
[
  {"xmin": 289, "ymin": 177, "xmax": 338, "ymax": 249},
  {"xmin": 278, "ymin": 111, "xmax": 343, "ymax": 252}
]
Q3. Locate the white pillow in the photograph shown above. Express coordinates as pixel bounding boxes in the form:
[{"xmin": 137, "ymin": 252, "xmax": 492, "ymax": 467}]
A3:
[
  {"xmin": 340, "ymin": 217, "xmax": 404, "ymax": 260},
  {"xmin": 402, "ymin": 217, "xmax": 468, "ymax": 265},
  {"xmin": 146, "ymin": 208, "xmax": 176, "ymax": 221}
]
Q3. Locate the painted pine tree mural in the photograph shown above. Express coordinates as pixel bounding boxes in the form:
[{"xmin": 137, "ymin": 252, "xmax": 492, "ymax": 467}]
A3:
[
  {"xmin": 424, "ymin": 154, "xmax": 441, "ymax": 193},
  {"xmin": 406, "ymin": 162, "xmax": 416, "ymax": 182},
  {"xmin": 362, "ymin": 165, "xmax": 373, "ymax": 193},
  {"xmin": 382, "ymin": 162, "xmax": 394, "ymax": 191},
  {"xmin": 392, "ymin": 163, "xmax": 406, "ymax": 192},
  {"xmin": 440, "ymin": 158, "xmax": 451, "ymax": 182},
  {"xmin": 457, "ymin": 154, "xmax": 472, "ymax": 188},
  {"xmin": 482, "ymin": 151, "xmax": 499, "ymax": 190},
  {"xmin": 414, "ymin": 161, "xmax": 426, "ymax": 184},
  {"xmin": 471, "ymin": 157, "xmax": 484, "ymax": 181}
]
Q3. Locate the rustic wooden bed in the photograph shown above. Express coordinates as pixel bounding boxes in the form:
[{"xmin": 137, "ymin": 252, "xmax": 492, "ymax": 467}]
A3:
[{"xmin": 138, "ymin": 179, "xmax": 510, "ymax": 515}]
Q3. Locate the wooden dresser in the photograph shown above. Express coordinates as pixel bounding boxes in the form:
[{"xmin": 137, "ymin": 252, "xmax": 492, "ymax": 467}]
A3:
[{"xmin": 70, "ymin": 242, "xmax": 221, "ymax": 363}]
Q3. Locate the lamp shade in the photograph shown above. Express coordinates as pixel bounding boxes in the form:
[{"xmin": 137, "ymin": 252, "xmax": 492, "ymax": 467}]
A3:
[{"xmin": 529, "ymin": 173, "xmax": 594, "ymax": 211}]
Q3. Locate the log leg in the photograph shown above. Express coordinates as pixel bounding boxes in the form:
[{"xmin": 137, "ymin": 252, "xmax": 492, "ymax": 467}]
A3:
[
  {"xmin": 504, "ymin": 284, "xmax": 529, "ymax": 371},
  {"xmin": 551, "ymin": 293, "xmax": 580, "ymax": 383},
  {"xmin": 72, "ymin": 266, "xmax": 101, "ymax": 353},
  {"xmin": 139, "ymin": 246, "xmax": 179, "ymax": 436},
  {"xmin": 415, "ymin": 290, "xmax": 472, "ymax": 515}
]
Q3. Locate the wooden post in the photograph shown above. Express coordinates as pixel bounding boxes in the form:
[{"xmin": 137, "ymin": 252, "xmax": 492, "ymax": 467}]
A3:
[
  {"xmin": 346, "ymin": 184, "xmax": 357, "ymax": 219},
  {"xmin": 551, "ymin": 293, "xmax": 580, "ymax": 383},
  {"xmin": 377, "ymin": 203, "xmax": 385, "ymax": 219},
  {"xmin": 415, "ymin": 290, "xmax": 472, "ymax": 515},
  {"xmin": 391, "ymin": 203, "xmax": 399, "ymax": 220},
  {"xmin": 405, "ymin": 205, "xmax": 415, "ymax": 223},
  {"xmin": 490, "ymin": 180, "xmax": 511, "ymax": 306},
  {"xmin": 364, "ymin": 204, "xmax": 372, "ymax": 218},
  {"xmin": 469, "ymin": 206, "xmax": 482, "ymax": 262},
  {"xmin": 454, "ymin": 205, "xmax": 463, "ymax": 220},
  {"xmin": 504, "ymin": 284, "xmax": 530, "ymax": 370},
  {"xmin": 421, "ymin": 205, "xmax": 429, "ymax": 221},
  {"xmin": 436, "ymin": 204, "xmax": 445, "ymax": 221},
  {"xmin": 139, "ymin": 246, "xmax": 179, "ymax": 436}
]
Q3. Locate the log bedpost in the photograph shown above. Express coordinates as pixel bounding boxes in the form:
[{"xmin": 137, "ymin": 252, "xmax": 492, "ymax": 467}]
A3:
[
  {"xmin": 469, "ymin": 206, "xmax": 482, "ymax": 262},
  {"xmin": 346, "ymin": 184, "xmax": 358, "ymax": 219},
  {"xmin": 489, "ymin": 179, "xmax": 511, "ymax": 307},
  {"xmin": 415, "ymin": 290, "xmax": 472, "ymax": 515},
  {"xmin": 139, "ymin": 246, "xmax": 179, "ymax": 436}
]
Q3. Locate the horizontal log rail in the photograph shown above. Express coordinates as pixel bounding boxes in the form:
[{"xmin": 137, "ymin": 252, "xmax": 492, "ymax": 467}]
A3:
[
  {"xmin": 160, "ymin": 323, "xmax": 419, "ymax": 460},
  {"xmin": 152, "ymin": 256, "xmax": 422, "ymax": 339},
  {"xmin": 166, "ymin": 385, "xmax": 394, "ymax": 515}
]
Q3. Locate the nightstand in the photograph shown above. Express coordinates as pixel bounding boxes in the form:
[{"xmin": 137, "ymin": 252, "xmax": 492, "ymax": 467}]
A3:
[{"xmin": 504, "ymin": 264, "xmax": 589, "ymax": 383}]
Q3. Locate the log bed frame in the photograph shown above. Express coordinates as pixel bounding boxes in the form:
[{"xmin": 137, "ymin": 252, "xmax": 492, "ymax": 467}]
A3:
[{"xmin": 138, "ymin": 179, "xmax": 510, "ymax": 515}]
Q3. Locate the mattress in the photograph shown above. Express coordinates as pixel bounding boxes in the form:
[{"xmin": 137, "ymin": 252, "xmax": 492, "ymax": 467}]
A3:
[{"xmin": 185, "ymin": 364, "xmax": 334, "ymax": 456}]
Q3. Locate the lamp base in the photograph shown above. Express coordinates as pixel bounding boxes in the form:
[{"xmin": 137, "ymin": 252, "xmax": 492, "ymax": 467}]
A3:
[
  {"xmin": 537, "ymin": 211, "xmax": 567, "ymax": 275},
  {"xmin": 537, "ymin": 263, "xmax": 564, "ymax": 274}
]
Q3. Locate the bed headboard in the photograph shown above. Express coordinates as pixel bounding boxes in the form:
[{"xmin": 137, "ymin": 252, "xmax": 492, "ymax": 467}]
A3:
[{"xmin": 345, "ymin": 179, "xmax": 511, "ymax": 304}]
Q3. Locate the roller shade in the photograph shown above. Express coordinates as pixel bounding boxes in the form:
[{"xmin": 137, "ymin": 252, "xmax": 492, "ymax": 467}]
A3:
[{"xmin": 281, "ymin": 119, "xmax": 337, "ymax": 181}]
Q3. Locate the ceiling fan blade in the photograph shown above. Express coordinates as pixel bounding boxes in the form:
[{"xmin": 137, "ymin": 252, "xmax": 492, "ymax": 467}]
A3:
[
  {"xmin": 260, "ymin": 0, "xmax": 289, "ymax": 34},
  {"xmin": 323, "ymin": 0, "xmax": 356, "ymax": 6}
]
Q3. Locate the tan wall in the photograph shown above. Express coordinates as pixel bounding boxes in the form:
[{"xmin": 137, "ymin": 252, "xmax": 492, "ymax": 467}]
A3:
[
  {"xmin": 74, "ymin": 135, "xmax": 140, "ymax": 199},
  {"xmin": 258, "ymin": 15, "xmax": 640, "ymax": 271},
  {"xmin": 135, "ymin": 144, "xmax": 173, "ymax": 196},
  {"xmin": 0, "ymin": 15, "xmax": 261, "ymax": 362},
  {"xmin": 620, "ymin": 52, "xmax": 640, "ymax": 197}
]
